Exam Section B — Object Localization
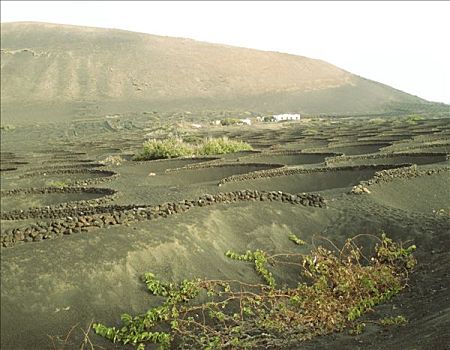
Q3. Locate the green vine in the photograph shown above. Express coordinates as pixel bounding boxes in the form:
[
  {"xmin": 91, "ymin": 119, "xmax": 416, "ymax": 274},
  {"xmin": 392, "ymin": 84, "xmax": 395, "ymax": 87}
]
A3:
[
  {"xmin": 93, "ymin": 234, "xmax": 416, "ymax": 349},
  {"xmin": 225, "ymin": 249, "xmax": 276, "ymax": 288},
  {"xmin": 288, "ymin": 233, "xmax": 306, "ymax": 245},
  {"xmin": 379, "ymin": 315, "xmax": 408, "ymax": 326}
]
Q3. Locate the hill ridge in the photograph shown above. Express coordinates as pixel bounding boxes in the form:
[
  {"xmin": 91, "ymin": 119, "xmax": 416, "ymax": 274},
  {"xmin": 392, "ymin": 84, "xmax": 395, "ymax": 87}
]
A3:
[{"xmin": 0, "ymin": 21, "xmax": 435, "ymax": 121}]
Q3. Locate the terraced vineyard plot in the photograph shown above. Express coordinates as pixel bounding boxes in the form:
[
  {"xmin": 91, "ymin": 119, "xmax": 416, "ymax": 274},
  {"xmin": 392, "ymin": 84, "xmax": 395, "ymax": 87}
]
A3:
[
  {"xmin": 345, "ymin": 153, "xmax": 448, "ymax": 166},
  {"xmin": 131, "ymin": 157, "xmax": 220, "ymax": 174},
  {"xmin": 239, "ymin": 152, "xmax": 330, "ymax": 166},
  {"xmin": 1, "ymin": 169, "xmax": 116, "ymax": 190},
  {"xmin": 168, "ymin": 164, "xmax": 283, "ymax": 183},
  {"xmin": 327, "ymin": 143, "xmax": 391, "ymax": 155},
  {"xmin": 220, "ymin": 167, "xmax": 378, "ymax": 193},
  {"xmin": 1, "ymin": 191, "xmax": 107, "ymax": 211},
  {"xmin": 0, "ymin": 115, "xmax": 449, "ymax": 350},
  {"xmin": 119, "ymin": 163, "xmax": 283, "ymax": 187}
]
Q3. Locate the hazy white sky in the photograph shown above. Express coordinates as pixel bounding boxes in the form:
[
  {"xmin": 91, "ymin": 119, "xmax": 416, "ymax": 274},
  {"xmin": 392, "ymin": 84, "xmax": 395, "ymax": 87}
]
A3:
[{"xmin": 2, "ymin": 1, "xmax": 449, "ymax": 103}]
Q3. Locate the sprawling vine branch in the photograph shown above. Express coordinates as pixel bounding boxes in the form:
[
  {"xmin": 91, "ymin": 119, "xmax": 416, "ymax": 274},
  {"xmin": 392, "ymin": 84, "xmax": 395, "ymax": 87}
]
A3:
[{"xmin": 93, "ymin": 233, "xmax": 416, "ymax": 349}]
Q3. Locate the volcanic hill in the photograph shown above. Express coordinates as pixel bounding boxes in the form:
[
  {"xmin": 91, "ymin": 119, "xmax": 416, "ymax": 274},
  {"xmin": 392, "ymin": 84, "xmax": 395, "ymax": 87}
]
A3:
[{"xmin": 0, "ymin": 22, "xmax": 438, "ymax": 121}]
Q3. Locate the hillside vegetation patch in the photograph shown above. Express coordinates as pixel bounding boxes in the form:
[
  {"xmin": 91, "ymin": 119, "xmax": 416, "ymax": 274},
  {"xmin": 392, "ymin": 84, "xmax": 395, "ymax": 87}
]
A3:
[{"xmin": 133, "ymin": 137, "xmax": 252, "ymax": 160}]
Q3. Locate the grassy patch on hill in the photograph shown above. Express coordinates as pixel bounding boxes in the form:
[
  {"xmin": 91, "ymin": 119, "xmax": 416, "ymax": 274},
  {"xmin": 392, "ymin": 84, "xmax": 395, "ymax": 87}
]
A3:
[{"xmin": 133, "ymin": 137, "xmax": 252, "ymax": 160}]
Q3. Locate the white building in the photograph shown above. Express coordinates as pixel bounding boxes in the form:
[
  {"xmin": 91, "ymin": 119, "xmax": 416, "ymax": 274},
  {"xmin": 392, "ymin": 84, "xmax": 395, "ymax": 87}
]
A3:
[
  {"xmin": 273, "ymin": 113, "xmax": 301, "ymax": 122},
  {"xmin": 240, "ymin": 118, "xmax": 252, "ymax": 126}
]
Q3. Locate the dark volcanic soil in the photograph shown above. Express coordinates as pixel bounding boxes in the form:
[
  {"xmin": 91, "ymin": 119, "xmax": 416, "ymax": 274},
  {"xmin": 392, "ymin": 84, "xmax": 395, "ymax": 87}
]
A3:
[{"xmin": 1, "ymin": 115, "xmax": 449, "ymax": 350}]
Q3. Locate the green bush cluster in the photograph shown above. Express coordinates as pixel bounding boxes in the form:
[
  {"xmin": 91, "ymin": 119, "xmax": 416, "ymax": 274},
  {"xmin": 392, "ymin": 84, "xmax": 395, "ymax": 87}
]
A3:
[
  {"xmin": 0, "ymin": 124, "xmax": 16, "ymax": 131},
  {"xmin": 406, "ymin": 114, "xmax": 424, "ymax": 123},
  {"xmin": 220, "ymin": 118, "xmax": 241, "ymax": 126},
  {"xmin": 133, "ymin": 138, "xmax": 193, "ymax": 160},
  {"xmin": 93, "ymin": 234, "xmax": 416, "ymax": 349},
  {"xmin": 198, "ymin": 137, "xmax": 252, "ymax": 156},
  {"xmin": 133, "ymin": 137, "xmax": 252, "ymax": 160}
]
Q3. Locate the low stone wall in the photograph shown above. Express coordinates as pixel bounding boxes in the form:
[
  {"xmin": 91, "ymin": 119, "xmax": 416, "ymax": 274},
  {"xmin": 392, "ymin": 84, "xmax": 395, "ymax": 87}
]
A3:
[
  {"xmin": 132, "ymin": 156, "xmax": 220, "ymax": 165},
  {"xmin": 28, "ymin": 163, "xmax": 105, "ymax": 172},
  {"xmin": 380, "ymin": 138, "xmax": 450, "ymax": 154},
  {"xmin": 361, "ymin": 165, "xmax": 450, "ymax": 186},
  {"xmin": 1, "ymin": 186, "xmax": 116, "ymax": 197},
  {"xmin": 0, "ymin": 151, "xmax": 16, "ymax": 158},
  {"xmin": 391, "ymin": 142, "xmax": 450, "ymax": 152},
  {"xmin": 1, "ymin": 187, "xmax": 117, "ymax": 220},
  {"xmin": 351, "ymin": 165, "xmax": 450, "ymax": 195},
  {"xmin": 0, "ymin": 167, "xmax": 17, "ymax": 172},
  {"xmin": 42, "ymin": 159, "xmax": 94, "ymax": 164},
  {"xmin": 238, "ymin": 150, "xmax": 341, "ymax": 168},
  {"xmin": 0, "ymin": 190, "xmax": 325, "ymax": 248},
  {"xmin": 326, "ymin": 141, "xmax": 392, "ymax": 148},
  {"xmin": 20, "ymin": 168, "xmax": 115, "ymax": 178},
  {"xmin": 51, "ymin": 152, "xmax": 87, "ymax": 158},
  {"xmin": 166, "ymin": 162, "xmax": 285, "ymax": 173},
  {"xmin": 242, "ymin": 150, "xmax": 339, "ymax": 158},
  {"xmin": 325, "ymin": 152, "xmax": 449, "ymax": 165},
  {"xmin": 1, "ymin": 161, "xmax": 28, "ymax": 165},
  {"xmin": 19, "ymin": 168, "xmax": 118, "ymax": 186},
  {"xmin": 218, "ymin": 164, "xmax": 410, "ymax": 186}
]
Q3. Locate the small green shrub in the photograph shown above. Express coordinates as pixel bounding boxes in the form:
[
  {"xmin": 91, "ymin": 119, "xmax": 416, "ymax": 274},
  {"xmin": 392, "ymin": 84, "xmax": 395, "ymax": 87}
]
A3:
[
  {"xmin": 0, "ymin": 124, "xmax": 16, "ymax": 131},
  {"xmin": 198, "ymin": 137, "xmax": 253, "ymax": 155},
  {"xmin": 220, "ymin": 118, "xmax": 241, "ymax": 126},
  {"xmin": 407, "ymin": 114, "xmax": 424, "ymax": 121},
  {"xmin": 133, "ymin": 138, "xmax": 193, "ymax": 160},
  {"xmin": 133, "ymin": 137, "xmax": 252, "ymax": 160},
  {"xmin": 404, "ymin": 114, "xmax": 424, "ymax": 125},
  {"xmin": 379, "ymin": 315, "xmax": 408, "ymax": 326}
]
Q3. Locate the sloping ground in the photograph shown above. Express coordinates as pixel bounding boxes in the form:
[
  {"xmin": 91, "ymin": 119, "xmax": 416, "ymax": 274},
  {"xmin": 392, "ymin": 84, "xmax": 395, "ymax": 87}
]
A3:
[
  {"xmin": 0, "ymin": 202, "xmax": 335, "ymax": 350},
  {"xmin": 1, "ymin": 116, "xmax": 450, "ymax": 349},
  {"xmin": 0, "ymin": 190, "xmax": 106, "ymax": 211},
  {"xmin": 0, "ymin": 22, "xmax": 352, "ymax": 101},
  {"xmin": 369, "ymin": 172, "xmax": 450, "ymax": 214},
  {"xmin": 295, "ymin": 172, "xmax": 450, "ymax": 350},
  {"xmin": 0, "ymin": 22, "xmax": 436, "ymax": 122},
  {"xmin": 1, "ymin": 173, "xmax": 449, "ymax": 350}
]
